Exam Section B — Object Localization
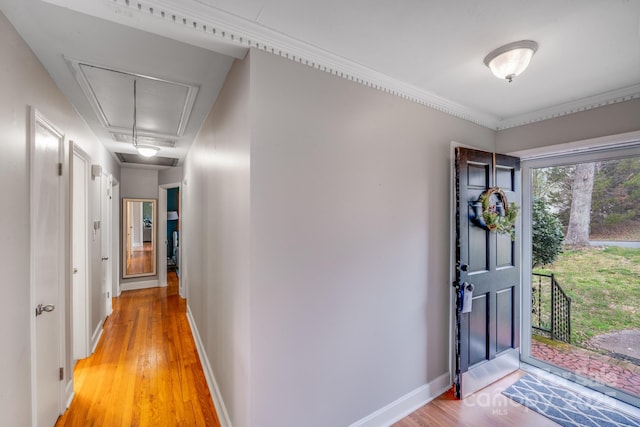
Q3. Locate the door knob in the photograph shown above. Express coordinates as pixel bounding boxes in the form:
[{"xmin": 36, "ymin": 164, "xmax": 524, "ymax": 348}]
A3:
[
  {"xmin": 101, "ymin": 257, "xmax": 109, "ymax": 261},
  {"xmin": 35, "ymin": 304, "xmax": 55, "ymax": 317}
]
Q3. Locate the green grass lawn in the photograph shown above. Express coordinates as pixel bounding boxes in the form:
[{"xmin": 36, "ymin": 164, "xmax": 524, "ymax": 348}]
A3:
[{"xmin": 533, "ymin": 246, "xmax": 640, "ymax": 346}]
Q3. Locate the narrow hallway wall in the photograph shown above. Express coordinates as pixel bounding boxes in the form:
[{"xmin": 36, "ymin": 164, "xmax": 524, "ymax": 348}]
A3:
[{"xmin": 0, "ymin": 11, "xmax": 118, "ymax": 423}]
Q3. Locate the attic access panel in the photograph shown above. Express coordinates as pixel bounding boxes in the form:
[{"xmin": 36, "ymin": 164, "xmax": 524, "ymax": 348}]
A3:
[
  {"xmin": 111, "ymin": 132, "xmax": 177, "ymax": 148},
  {"xmin": 68, "ymin": 59, "xmax": 198, "ymax": 137},
  {"xmin": 116, "ymin": 152, "xmax": 179, "ymax": 167}
]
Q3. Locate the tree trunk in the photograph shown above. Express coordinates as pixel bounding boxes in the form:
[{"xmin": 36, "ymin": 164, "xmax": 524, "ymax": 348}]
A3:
[{"xmin": 565, "ymin": 162, "xmax": 596, "ymax": 245}]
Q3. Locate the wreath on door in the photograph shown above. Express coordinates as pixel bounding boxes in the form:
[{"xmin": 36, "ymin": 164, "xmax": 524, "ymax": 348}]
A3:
[{"xmin": 472, "ymin": 187, "xmax": 519, "ymax": 240}]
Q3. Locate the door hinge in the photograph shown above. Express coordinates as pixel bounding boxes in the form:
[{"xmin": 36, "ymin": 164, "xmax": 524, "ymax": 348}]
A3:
[
  {"xmin": 59, "ymin": 367, "xmax": 64, "ymax": 381},
  {"xmin": 58, "ymin": 163, "xmax": 63, "ymax": 176}
]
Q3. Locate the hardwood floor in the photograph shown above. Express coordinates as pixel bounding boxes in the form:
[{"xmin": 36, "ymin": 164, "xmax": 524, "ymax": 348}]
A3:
[
  {"xmin": 393, "ymin": 371, "xmax": 558, "ymax": 427},
  {"xmin": 55, "ymin": 276, "xmax": 219, "ymax": 426},
  {"xmin": 167, "ymin": 270, "xmax": 179, "ymax": 296},
  {"xmin": 57, "ymin": 271, "xmax": 548, "ymax": 427}
]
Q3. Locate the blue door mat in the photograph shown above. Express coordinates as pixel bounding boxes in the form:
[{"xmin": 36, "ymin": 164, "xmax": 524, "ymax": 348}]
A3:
[{"xmin": 502, "ymin": 374, "xmax": 640, "ymax": 426}]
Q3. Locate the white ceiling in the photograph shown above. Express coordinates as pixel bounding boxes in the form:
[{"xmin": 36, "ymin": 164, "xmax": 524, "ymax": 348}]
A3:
[
  {"xmin": 0, "ymin": 0, "xmax": 234, "ymax": 166},
  {"xmin": 2, "ymin": 0, "xmax": 640, "ymax": 166}
]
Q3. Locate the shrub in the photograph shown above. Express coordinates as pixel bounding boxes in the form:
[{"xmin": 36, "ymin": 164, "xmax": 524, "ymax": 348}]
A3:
[{"xmin": 532, "ymin": 199, "xmax": 565, "ymax": 267}]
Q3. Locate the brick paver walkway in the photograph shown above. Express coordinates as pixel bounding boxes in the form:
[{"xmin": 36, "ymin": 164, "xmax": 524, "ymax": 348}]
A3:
[{"xmin": 532, "ymin": 338, "xmax": 640, "ymax": 397}]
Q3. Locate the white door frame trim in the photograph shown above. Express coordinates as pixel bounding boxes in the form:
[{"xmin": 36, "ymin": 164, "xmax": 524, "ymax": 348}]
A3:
[
  {"xmin": 70, "ymin": 142, "xmax": 92, "ymax": 361},
  {"xmin": 158, "ymin": 182, "xmax": 181, "ymax": 289},
  {"xmin": 101, "ymin": 172, "xmax": 113, "ymax": 318},
  {"xmin": 29, "ymin": 107, "xmax": 67, "ymax": 425}
]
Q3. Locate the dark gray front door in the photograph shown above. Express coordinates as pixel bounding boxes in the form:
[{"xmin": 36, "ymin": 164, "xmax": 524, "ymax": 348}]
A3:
[{"xmin": 454, "ymin": 147, "xmax": 521, "ymax": 398}]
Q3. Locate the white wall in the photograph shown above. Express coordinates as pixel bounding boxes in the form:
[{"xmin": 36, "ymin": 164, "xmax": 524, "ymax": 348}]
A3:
[
  {"xmin": 0, "ymin": 11, "xmax": 118, "ymax": 424},
  {"xmin": 158, "ymin": 166, "xmax": 183, "ymax": 186},
  {"xmin": 184, "ymin": 49, "xmax": 495, "ymax": 427},
  {"xmin": 183, "ymin": 55, "xmax": 252, "ymax": 427},
  {"xmin": 120, "ymin": 168, "xmax": 159, "ymax": 199},
  {"xmin": 248, "ymin": 49, "xmax": 495, "ymax": 426},
  {"xmin": 119, "ymin": 167, "xmax": 159, "ymax": 285},
  {"xmin": 496, "ymin": 98, "xmax": 640, "ymax": 153}
]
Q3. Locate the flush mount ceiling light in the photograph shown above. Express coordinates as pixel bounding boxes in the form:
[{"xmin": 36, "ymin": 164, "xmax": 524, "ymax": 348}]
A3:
[
  {"xmin": 483, "ymin": 40, "xmax": 538, "ymax": 83},
  {"xmin": 135, "ymin": 144, "xmax": 160, "ymax": 157},
  {"xmin": 132, "ymin": 80, "xmax": 159, "ymax": 158}
]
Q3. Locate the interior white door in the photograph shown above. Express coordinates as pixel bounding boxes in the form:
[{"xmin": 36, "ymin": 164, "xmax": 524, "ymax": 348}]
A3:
[
  {"xmin": 31, "ymin": 112, "xmax": 63, "ymax": 426},
  {"xmin": 72, "ymin": 147, "xmax": 90, "ymax": 360},
  {"xmin": 101, "ymin": 173, "xmax": 113, "ymax": 317}
]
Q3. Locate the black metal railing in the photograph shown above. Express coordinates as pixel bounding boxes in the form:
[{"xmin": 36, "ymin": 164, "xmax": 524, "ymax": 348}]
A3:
[{"xmin": 532, "ymin": 272, "xmax": 572, "ymax": 343}]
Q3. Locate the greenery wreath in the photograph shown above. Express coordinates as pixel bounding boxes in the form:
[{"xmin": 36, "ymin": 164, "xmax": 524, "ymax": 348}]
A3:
[{"xmin": 473, "ymin": 187, "xmax": 519, "ymax": 240}]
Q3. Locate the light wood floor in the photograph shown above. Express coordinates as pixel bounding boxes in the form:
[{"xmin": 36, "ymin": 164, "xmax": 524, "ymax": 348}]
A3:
[
  {"xmin": 167, "ymin": 269, "xmax": 179, "ymax": 296},
  {"xmin": 393, "ymin": 370, "xmax": 558, "ymax": 427},
  {"xmin": 55, "ymin": 272, "xmax": 219, "ymax": 426}
]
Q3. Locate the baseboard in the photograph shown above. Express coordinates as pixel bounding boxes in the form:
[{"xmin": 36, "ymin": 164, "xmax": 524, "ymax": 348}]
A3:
[
  {"xmin": 120, "ymin": 279, "xmax": 159, "ymax": 291},
  {"xmin": 349, "ymin": 372, "xmax": 451, "ymax": 427},
  {"xmin": 186, "ymin": 306, "xmax": 232, "ymax": 427},
  {"xmin": 64, "ymin": 380, "xmax": 74, "ymax": 410},
  {"xmin": 90, "ymin": 319, "xmax": 103, "ymax": 354}
]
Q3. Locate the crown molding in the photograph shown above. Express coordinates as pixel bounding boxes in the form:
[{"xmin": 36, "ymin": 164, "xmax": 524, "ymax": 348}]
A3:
[
  {"xmin": 43, "ymin": 0, "xmax": 640, "ymax": 131},
  {"xmin": 42, "ymin": 0, "xmax": 500, "ymax": 128},
  {"xmin": 40, "ymin": 0, "xmax": 249, "ymax": 58},
  {"xmin": 496, "ymin": 84, "xmax": 640, "ymax": 130}
]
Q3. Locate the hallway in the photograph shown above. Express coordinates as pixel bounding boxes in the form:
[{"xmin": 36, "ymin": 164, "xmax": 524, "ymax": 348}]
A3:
[{"xmin": 56, "ymin": 273, "xmax": 219, "ymax": 426}]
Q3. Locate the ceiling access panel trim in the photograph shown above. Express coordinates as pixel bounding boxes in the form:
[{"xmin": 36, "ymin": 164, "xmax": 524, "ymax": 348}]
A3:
[
  {"xmin": 116, "ymin": 152, "xmax": 179, "ymax": 166},
  {"xmin": 67, "ymin": 58, "xmax": 110, "ymax": 131},
  {"xmin": 66, "ymin": 57, "xmax": 199, "ymax": 137},
  {"xmin": 111, "ymin": 132, "xmax": 177, "ymax": 148}
]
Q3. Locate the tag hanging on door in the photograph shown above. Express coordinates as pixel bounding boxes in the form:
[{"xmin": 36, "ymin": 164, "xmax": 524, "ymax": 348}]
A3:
[{"xmin": 461, "ymin": 282, "xmax": 474, "ymax": 313}]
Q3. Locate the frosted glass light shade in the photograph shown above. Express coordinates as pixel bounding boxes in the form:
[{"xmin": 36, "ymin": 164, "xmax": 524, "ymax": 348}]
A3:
[
  {"xmin": 484, "ymin": 40, "xmax": 538, "ymax": 82},
  {"xmin": 136, "ymin": 144, "xmax": 160, "ymax": 157},
  {"xmin": 167, "ymin": 211, "xmax": 179, "ymax": 220}
]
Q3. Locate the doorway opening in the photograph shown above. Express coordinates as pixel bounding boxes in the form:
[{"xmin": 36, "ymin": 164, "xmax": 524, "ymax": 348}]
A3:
[
  {"xmin": 522, "ymin": 146, "xmax": 640, "ymax": 408},
  {"xmin": 166, "ymin": 186, "xmax": 180, "ymax": 296},
  {"xmin": 159, "ymin": 183, "xmax": 181, "ymax": 296}
]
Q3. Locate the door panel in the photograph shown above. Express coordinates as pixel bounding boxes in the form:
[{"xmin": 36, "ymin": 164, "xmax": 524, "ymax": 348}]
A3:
[
  {"xmin": 469, "ymin": 294, "xmax": 488, "ymax": 366},
  {"xmin": 455, "ymin": 147, "xmax": 521, "ymax": 398},
  {"xmin": 496, "ymin": 287, "xmax": 514, "ymax": 352},
  {"xmin": 496, "ymin": 233, "xmax": 514, "ymax": 267},
  {"xmin": 32, "ymin": 114, "xmax": 63, "ymax": 426}
]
